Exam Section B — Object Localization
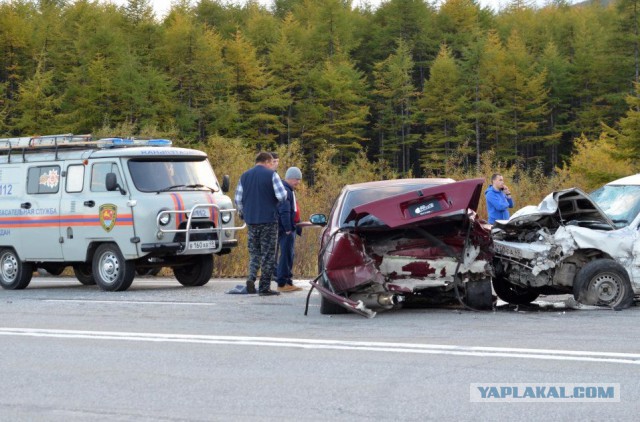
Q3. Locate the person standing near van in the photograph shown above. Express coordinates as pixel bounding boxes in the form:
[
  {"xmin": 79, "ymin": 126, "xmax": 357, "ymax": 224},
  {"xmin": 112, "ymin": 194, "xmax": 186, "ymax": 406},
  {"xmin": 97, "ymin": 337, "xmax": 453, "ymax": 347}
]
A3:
[
  {"xmin": 485, "ymin": 173, "xmax": 514, "ymax": 224},
  {"xmin": 235, "ymin": 152, "xmax": 287, "ymax": 296},
  {"xmin": 276, "ymin": 167, "xmax": 304, "ymax": 292}
]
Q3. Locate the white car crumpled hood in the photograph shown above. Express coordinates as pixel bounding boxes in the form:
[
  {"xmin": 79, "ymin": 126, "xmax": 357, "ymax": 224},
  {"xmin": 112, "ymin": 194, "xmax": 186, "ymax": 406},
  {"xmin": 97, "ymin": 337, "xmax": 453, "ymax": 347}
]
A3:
[
  {"xmin": 495, "ymin": 188, "xmax": 614, "ymax": 228},
  {"xmin": 493, "ymin": 188, "xmax": 640, "ymax": 288}
]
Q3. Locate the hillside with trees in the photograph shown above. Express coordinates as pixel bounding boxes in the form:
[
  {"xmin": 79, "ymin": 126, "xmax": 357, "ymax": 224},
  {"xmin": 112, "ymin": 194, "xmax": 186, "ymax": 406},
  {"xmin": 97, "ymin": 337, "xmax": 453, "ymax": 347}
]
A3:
[{"xmin": 3, "ymin": 0, "xmax": 640, "ymax": 275}]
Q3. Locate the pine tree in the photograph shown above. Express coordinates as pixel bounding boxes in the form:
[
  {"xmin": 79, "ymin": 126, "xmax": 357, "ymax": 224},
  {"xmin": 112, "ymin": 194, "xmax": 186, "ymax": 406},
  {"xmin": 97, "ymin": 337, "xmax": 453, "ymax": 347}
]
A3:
[
  {"xmin": 419, "ymin": 43, "xmax": 470, "ymax": 174},
  {"xmin": 298, "ymin": 52, "xmax": 369, "ymax": 160},
  {"xmin": 160, "ymin": 11, "xmax": 231, "ymax": 140},
  {"xmin": 372, "ymin": 40, "xmax": 419, "ymax": 173},
  {"xmin": 502, "ymin": 29, "xmax": 549, "ymax": 163},
  {"xmin": 267, "ymin": 13, "xmax": 306, "ymax": 147},
  {"xmin": 539, "ymin": 41, "xmax": 571, "ymax": 169},
  {"xmin": 12, "ymin": 57, "xmax": 61, "ymax": 134},
  {"xmin": 0, "ymin": 2, "xmax": 34, "ymax": 131},
  {"xmin": 224, "ymin": 30, "xmax": 288, "ymax": 146}
]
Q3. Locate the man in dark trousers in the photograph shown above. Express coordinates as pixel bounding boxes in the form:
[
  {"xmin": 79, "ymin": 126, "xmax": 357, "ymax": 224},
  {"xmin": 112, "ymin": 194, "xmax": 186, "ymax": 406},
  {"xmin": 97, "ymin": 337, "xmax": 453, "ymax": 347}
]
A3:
[
  {"xmin": 235, "ymin": 152, "xmax": 287, "ymax": 296},
  {"xmin": 276, "ymin": 167, "xmax": 304, "ymax": 293}
]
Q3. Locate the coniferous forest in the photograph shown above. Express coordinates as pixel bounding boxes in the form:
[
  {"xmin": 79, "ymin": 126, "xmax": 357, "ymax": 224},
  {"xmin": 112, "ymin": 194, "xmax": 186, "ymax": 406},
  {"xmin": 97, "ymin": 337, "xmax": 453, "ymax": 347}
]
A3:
[
  {"xmin": 3, "ymin": 0, "xmax": 640, "ymax": 175},
  {"xmin": 4, "ymin": 0, "xmax": 640, "ymax": 275}
]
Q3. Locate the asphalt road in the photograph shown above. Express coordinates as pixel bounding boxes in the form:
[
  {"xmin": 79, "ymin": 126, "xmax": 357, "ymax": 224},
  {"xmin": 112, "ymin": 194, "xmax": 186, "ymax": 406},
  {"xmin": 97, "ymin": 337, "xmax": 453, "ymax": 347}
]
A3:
[{"xmin": 1, "ymin": 275, "xmax": 639, "ymax": 421}]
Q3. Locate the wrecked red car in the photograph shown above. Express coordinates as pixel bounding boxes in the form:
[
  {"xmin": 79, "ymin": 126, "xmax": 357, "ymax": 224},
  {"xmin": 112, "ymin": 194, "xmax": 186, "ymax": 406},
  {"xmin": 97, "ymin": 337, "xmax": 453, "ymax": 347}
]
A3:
[{"xmin": 307, "ymin": 178, "xmax": 493, "ymax": 317}]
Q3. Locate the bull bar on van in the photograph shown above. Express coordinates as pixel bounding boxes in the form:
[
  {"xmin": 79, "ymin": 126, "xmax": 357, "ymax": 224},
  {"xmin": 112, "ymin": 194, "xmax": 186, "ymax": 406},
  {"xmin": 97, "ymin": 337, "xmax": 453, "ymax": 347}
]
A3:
[{"xmin": 143, "ymin": 204, "xmax": 246, "ymax": 255}]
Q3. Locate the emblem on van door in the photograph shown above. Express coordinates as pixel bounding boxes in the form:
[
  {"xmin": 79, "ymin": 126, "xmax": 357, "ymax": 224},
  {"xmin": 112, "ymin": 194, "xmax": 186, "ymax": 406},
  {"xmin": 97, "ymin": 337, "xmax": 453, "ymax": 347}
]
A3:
[{"xmin": 99, "ymin": 204, "xmax": 117, "ymax": 232}]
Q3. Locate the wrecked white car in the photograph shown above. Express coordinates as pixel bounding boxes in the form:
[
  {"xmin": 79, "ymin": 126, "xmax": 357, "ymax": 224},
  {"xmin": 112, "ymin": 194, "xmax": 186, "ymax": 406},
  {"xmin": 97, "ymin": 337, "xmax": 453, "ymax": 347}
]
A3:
[{"xmin": 492, "ymin": 174, "xmax": 640, "ymax": 309}]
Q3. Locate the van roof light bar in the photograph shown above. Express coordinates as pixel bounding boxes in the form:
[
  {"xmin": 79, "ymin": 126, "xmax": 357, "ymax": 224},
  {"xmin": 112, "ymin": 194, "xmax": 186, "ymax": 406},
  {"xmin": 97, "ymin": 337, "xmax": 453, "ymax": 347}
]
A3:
[{"xmin": 0, "ymin": 134, "xmax": 173, "ymax": 159}]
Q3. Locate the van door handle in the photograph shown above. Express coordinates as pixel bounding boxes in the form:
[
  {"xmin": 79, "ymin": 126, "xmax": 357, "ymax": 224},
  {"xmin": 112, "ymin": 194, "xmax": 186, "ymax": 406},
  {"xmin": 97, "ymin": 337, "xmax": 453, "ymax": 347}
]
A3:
[
  {"xmin": 84, "ymin": 200, "xmax": 95, "ymax": 207},
  {"xmin": 21, "ymin": 202, "xmax": 31, "ymax": 209}
]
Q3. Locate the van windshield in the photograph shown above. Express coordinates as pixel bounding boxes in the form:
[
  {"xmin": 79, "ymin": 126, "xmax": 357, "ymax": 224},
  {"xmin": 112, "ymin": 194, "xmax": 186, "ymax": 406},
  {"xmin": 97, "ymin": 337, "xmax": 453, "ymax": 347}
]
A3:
[{"xmin": 128, "ymin": 158, "xmax": 220, "ymax": 193}]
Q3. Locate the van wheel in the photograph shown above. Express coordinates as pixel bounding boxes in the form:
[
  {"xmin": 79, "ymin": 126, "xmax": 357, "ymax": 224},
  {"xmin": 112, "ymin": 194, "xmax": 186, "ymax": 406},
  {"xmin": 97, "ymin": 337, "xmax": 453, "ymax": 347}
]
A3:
[
  {"xmin": 573, "ymin": 259, "xmax": 633, "ymax": 309},
  {"xmin": 492, "ymin": 272, "xmax": 539, "ymax": 305},
  {"xmin": 73, "ymin": 263, "xmax": 96, "ymax": 285},
  {"xmin": 465, "ymin": 278, "xmax": 494, "ymax": 309},
  {"xmin": 0, "ymin": 248, "xmax": 33, "ymax": 290},
  {"xmin": 92, "ymin": 244, "xmax": 135, "ymax": 291},
  {"xmin": 173, "ymin": 255, "xmax": 213, "ymax": 287}
]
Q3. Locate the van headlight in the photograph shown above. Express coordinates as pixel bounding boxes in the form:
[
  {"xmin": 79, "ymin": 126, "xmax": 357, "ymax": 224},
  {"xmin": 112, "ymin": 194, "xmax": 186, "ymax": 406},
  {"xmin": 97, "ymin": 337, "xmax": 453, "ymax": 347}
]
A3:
[
  {"xmin": 158, "ymin": 210, "xmax": 171, "ymax": 226},
  {"xmin": 221, "ymin": 211, "xmax": 232, "ymax": 224}
]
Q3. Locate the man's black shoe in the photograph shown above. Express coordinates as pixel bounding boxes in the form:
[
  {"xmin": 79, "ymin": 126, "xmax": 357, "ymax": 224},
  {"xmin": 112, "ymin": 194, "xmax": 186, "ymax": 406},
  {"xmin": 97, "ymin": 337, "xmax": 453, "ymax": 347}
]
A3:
[
  {"xmin": 258, "ymin": 289, "xmax": 280, "ymax": 296},
  {"xmin": 246, "ymin": 281, "xmax": 257, "ymax": 294}
]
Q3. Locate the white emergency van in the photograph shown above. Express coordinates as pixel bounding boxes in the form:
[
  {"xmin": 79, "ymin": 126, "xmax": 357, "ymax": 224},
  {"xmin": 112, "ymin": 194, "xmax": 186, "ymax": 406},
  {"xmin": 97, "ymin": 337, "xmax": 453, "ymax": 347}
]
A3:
[{"xmin": 0, "ymin": 134, "xmax": 244, "ymax": 291}]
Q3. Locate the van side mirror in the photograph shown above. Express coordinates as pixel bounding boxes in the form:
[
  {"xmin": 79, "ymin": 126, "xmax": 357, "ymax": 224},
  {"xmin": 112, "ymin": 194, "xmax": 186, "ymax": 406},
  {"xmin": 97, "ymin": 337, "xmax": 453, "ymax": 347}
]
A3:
[
  {"xmin": 221, "ymin": 175, "xmax": 230, "ymax": 193},
  {"xmin": 309, "ymin": 213, "xmax": 327, "ymax": 226},
  {"xmin": 106, "ymin": 173, "xmax": 127, "ymax": 195}
]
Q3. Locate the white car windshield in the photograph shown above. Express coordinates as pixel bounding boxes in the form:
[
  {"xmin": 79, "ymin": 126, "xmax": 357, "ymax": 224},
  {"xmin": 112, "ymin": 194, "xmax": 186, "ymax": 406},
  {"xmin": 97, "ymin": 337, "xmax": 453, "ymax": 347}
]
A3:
[
  {"xmin": 590, "ymin": 185, "xmax": 640, "ymax": 227},
  {"xmin": 128, "ymin": 158, "xmax": 219, "ymax": 193}
]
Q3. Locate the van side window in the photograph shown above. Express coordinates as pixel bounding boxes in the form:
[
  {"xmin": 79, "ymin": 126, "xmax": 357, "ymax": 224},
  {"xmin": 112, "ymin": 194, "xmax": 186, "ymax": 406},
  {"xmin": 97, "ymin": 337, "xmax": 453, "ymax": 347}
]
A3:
[
  {"xmin": 66, "ymin": 165, "xmax": 85, "ymax": 193},
  {"xmin": 27, "ymin": 165, "xmax": 61, "ymax": 194},
  {"xmin": 91, "ymin": 163, "xmax": 122, "ymax": 192}
]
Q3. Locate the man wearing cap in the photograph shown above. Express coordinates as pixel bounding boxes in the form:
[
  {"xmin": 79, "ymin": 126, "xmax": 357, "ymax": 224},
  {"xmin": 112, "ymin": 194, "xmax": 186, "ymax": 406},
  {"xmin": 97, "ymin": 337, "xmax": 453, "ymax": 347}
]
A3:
[{"xmin": 276, "ymin": 167, "xmax": 304, "ymax": 292}]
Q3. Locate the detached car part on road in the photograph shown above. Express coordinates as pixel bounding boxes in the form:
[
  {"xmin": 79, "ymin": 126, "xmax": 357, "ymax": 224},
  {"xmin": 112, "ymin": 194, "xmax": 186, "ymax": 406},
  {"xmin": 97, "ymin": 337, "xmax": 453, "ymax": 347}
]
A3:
[
  {"xmin": 492, "ymin": 174, "xmax": 640, "ymax": 309},
  {"xmin": 308, "ymin": 178, "xmax": 493, "ymax": 317}
]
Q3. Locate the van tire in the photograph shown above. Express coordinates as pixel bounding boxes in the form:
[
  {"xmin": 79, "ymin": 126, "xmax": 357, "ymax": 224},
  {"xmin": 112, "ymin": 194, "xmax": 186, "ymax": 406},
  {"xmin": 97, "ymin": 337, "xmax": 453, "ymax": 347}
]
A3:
[
  {"xmin": 92, "ymin": 244, "xmax": 135, "ymax": 291},
  {"xmin": 73, "ymin": 263, "xmax": 96, "ymax": 285},
  {"xmin": 0, "ymin": 249, "xmax": 33, "ymax": 290},
  {"xmin": 173, "ymin": 255, "xmax": 213, "ymax": 287},
  {"xmin": 573, "ymin": 259, "xmax": 634, "ymax": 309}
]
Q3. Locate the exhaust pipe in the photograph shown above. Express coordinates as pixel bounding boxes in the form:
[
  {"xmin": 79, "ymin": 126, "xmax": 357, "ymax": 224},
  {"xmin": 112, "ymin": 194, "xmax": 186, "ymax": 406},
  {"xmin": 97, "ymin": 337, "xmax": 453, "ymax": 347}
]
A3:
[{"xmin": 350, "ymin": 292, "xmax": 404, "ymax": 308}]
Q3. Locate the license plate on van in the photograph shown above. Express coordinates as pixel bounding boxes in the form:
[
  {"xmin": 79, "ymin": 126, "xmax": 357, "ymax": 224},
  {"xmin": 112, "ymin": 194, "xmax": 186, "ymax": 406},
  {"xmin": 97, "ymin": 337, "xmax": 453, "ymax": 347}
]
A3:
[
  {"xmin": 188, "ymin": 240, "xmax": 217, "ymax": 250},
  {"xmin": 191, "ymin": 208, "xmax": 210, "ymax": 218}
]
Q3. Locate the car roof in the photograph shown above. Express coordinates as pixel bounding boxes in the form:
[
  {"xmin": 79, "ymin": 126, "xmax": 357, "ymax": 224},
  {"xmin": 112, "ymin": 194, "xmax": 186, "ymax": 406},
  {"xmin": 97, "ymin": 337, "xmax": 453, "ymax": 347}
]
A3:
[
  {"xmin": 343, "ymin": 178, "xmax": 455, "ymax": 191},
  {"xmin": 606, "ymin": 173, "xmax": 640, "ymax": 186}
]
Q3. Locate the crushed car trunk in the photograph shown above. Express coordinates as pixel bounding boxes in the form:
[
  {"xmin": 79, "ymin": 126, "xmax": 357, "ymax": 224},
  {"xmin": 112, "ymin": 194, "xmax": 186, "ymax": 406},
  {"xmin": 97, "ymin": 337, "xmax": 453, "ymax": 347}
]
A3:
[{"xmin": 317, "ymin": 179, "xmax": 493, "ymax": 317}]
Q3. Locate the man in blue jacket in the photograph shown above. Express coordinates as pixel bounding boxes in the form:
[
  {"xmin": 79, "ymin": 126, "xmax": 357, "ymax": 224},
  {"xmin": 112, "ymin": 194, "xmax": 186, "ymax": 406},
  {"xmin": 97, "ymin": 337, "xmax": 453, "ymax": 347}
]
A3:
[
  {"xmin": 485, "ymin": 173, "xmax": 514, "ymax": 224},
  {"xmin": 235, "ymin": 152, "xmax": 287, "ymax": 296},
  {"xmin": 276, "ymin": 167, "xmax": 304, "ymax": 293}
]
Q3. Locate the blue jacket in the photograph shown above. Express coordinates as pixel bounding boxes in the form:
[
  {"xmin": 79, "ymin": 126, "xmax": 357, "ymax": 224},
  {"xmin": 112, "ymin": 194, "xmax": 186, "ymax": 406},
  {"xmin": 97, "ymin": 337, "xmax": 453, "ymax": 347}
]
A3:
[
  {"xmin": 278, "ymin": 181, "xmax": 301, "ymax": 235},
  {"xmin": 236, "ymin": 165, "xmax": 286, "ymax": 224},
  {"xmin": 485, "ymin": 187, "xmax": 514, "ymax": 224}
]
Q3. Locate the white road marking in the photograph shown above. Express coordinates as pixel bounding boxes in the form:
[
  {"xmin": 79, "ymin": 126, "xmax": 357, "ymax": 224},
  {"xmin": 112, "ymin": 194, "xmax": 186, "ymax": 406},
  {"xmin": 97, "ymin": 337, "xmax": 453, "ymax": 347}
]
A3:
[
  {"xmin": 1, "ymin": 327, "xmax": 639, "ymax": 365},
  {"xmin": 42, "ymin": 299, "xmax": 219, "ymax": 306}
]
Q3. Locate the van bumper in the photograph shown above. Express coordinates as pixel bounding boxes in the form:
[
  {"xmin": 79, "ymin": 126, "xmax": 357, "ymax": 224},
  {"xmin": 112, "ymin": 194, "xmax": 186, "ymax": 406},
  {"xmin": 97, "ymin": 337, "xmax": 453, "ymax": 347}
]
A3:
[{"xmin": 141, "ymin": 239, "xmax": 238, "ymax": 254}]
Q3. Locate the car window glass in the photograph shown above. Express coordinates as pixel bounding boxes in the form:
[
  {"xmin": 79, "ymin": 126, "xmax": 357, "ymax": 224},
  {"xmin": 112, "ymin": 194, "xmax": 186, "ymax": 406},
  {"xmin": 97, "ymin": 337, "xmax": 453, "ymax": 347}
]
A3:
[
  {"xmin": 27, "ymin": 165, "xmax": 60, "ymax": 194},
  {"xmin": 339, "ymin": 184, "xmax": 439, "ymax": 227},
  {"xmin": 91, "ymin": 162, "xmax": 122, "ymax": 192},
  {"xmin": 590, "ymin": 185, "xmax": 640, "ymax": 227},
  {"xmin": 66, "ymin": 164, "xmax": 84, "ymax": 193}
]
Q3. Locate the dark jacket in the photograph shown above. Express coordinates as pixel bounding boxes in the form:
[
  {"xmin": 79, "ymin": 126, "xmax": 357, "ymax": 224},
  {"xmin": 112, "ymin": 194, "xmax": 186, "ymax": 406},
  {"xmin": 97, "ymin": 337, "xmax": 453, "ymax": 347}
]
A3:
[
  {"xmin": 278, "ymin": 181, "xmax": 301, "ymax": 235},
  {"xmin": 239, "ymin": 165, "xmax": 280, "ymax": 224}
]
